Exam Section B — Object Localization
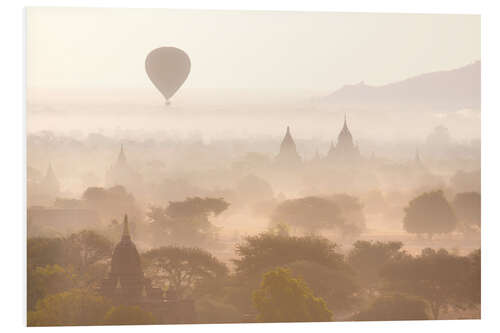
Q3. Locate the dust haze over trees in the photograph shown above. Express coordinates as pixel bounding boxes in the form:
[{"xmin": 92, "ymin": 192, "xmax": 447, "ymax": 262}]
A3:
[
  {"xmin": 26, "ymin": 122, "xmax": 481, "ymax": 324},
  {"xmin": 147, "ymin": 197, "xmax": 229, "ymax": 247},
  {"xmin": 380, "ymin": 248, "xmax": 480, "ymax": 319},
  {"xmin": 26, "ymin": 35, "xmax": 481, "ymax": 324},
  {"xmin": 403, "ymin": 190, "xmax": 458, "ymax": 239}
]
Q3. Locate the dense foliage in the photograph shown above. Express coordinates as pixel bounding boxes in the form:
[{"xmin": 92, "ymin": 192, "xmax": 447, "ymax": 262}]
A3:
[
  {"xmin": 252, "ymin": 267, "xmax": 332, "ymax": 322},
  {"xmin": 148, "ymin": 197, "xmax": 229, "ymax": 246},
  {"xmin": 403, "ymin": 190, "xmax": 457, "ymax": 237},
  {"xmin": 142, "ymin": 246, "xmax": 229, "ymax": 298}
]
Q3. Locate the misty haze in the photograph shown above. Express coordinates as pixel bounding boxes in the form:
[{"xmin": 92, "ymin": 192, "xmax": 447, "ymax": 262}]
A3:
[{"xmin": 26, "ymin": 8, "xmax": 480, "ymax": 326}]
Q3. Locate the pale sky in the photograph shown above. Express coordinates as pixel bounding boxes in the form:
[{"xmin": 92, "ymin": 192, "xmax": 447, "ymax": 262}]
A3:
[{"xmin": 27, "ymin": 8, "xmax": 480, "ymax": 96}]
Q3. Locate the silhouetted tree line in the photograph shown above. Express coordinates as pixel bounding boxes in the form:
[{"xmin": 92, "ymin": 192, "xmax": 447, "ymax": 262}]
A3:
[
  {"xmin": 27, "ymin": 189, "xmax": 480, "ymax": 325},
  {"xmin": 403, "ymin": 190, "xmax": 480, "ymax": 238},
  {"xmin": 28, "ymin": 226, "xmax": 480, "ymax": 325}
]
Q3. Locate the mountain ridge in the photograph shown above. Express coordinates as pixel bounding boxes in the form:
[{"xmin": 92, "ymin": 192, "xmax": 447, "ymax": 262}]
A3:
[{"xmin": 322, "ymin": 61, "xmax": 480, "ymax": 110}]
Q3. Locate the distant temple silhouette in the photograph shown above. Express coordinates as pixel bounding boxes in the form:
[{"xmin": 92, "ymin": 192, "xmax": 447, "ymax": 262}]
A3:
[
  {"xmin": 327, "ymin": 114, "xmax": 361, "ymax": 162},
  {"xmin": 275, "ymin": 116, "xmax": 361, "ymax": 167},
  {"xmin": 106, "ymin": 144, "xmax": 140, "ymax": 189},
  {"xmin": 412, "ymin": 148, "xmax": 426, "ymax": 170},
  {"xmin": 275, "ymin": 126, "xmax": 301, "ymax": 166},
  {"xmin": 100, "ymin": 215, "xmax": 195, "ymax": 323},
  {"xmin": 40, "ymin": 163, "xmax": 60, "ymax": 196}
]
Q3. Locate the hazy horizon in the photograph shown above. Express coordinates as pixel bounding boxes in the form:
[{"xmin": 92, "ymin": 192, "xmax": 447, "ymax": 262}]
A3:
[{"xmin": 27, "ymin": 8, "xmax": 480, "ymax": 96}]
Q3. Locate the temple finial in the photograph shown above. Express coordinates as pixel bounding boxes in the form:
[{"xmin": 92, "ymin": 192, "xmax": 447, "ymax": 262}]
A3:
[
  {"xmin": 117, "ymin": 144, "xmax": 127, "ymax": 165},
  {"xmin": 122, "ymin": 214, "xmax": 130, "ymax": 239}
]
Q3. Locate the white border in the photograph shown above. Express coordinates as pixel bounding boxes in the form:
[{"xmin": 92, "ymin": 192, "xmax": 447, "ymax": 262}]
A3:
[{"xmin": 2, "ymin": 1, "xmax": 499, "ymax": 332}]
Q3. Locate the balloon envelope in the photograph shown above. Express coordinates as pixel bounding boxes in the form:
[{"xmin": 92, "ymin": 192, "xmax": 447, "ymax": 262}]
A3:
[{"xmin": 145, "ymin": 47, "xmax": 191, "ymax": 103}]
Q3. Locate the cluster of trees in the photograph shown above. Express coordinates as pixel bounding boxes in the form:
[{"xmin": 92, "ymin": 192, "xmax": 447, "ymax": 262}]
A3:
[
  {"xmin": 28, "ymin": 289, "xmax": 157, "ymax": 326},
  {"xmin": 54, "ymin": 185, "xmax": 144, "ymax": 224},
  {"xmin": 147, "ymin": 197, "xmax": 229, "ymax": 247},
  {"xmin": 270, "ymin": 194, "xmax": 366, "ymax": 238},
  {"xmin": 27, "ymin": 186, "xmax": 481, "ymax": 325},
  {"xmin": 403, "ymin": 190, "xmax": 480, "ymax": 238},
  {"xmin": 27, "ymin": 230, "xmax": 113, "ymax": 311},
  {"xmin": 27, "ymin": 227, "xmax": 480, "ymax": 325}
]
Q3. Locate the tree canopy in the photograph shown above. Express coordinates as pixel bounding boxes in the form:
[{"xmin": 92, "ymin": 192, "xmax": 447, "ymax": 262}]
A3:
[
  {"xmin": 347, "ymin": 240, "xmax": 408, "ymax": 288},
  {"xmin": 285, "ymin": 260, "xmax": 359, "ymax": 313},
  {"xmin": 252, "ymin": 267, "xmax": 332, "ymax": 322},
  {"xmin": 271, "ymin": 196, "xmax": 343, "ymax": 234},
  {"xmin": 380, "ymin": 248, "xmax": 478, "ymax": 319},
  {"xmin": 233, "ymin": 233, "xmax": 346, "ymax": 277},
  {"xmin": 28, "ymin": 230, "xmax": 113, "ymax": 293},
  {"xmin": 453, "ymin": 192, "xmax": 481, "ymax": 229},
  {"xmin": 27, "ymin": 264, "xmax": 75, "ymax": 311},
  {"xmin": 142, "ymin": 246, "xmax": 229, "ymax": 298},
  {"xmin": 271, "ymin": 195, "xmax": 365, "ymax": 237},
  {"xmin": 148, "ymin": 197, "xmax": 229, "ymax": 246},
  {"xmin": 27, "ymin": 289, "xmax": 112, "ymax": 326},
  {"xmin": 103, "ymin": 306, "xmax": 157, "ymax": 325},
  {"xmin": 79, "ymin": 185, "xmax": 143, "ymax": 223},
  {"xmin": 403, "ymin": 190, "xmax": 457, "ymax": 237},
  {"xmin": 352, "ymin": 293, "xmax": 431, "ymax": 321}
]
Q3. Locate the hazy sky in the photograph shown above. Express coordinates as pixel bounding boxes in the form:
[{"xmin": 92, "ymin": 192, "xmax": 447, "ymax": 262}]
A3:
[{"xmin": 27, "ymin": 8, "xmax": 480, "ymax": 96}]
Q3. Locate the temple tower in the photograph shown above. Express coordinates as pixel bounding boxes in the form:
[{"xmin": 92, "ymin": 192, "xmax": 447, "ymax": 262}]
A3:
[
  {"xmin": 328, "ymin": 114, "xmax": 360, "ymax": 162},
  {"xmin": 101, "ymin": 215, "xmax": 146, "ymax": 302},
  {"xmin": 275, "ymin": 126, "xmax": 301, "ymax": 165},
  {"xmin": 40, "ymin": 163, "xmax": 60, "ymax": 195},
  {"xmin": 106, "ymin": 144, "xmax": 140, "ymax": 189}
]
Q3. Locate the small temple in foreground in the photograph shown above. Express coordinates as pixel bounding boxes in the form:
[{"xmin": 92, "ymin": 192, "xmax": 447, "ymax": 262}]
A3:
[{"xmin": 100, "ymin": 215, "xmax": 195, "ymax": 324}]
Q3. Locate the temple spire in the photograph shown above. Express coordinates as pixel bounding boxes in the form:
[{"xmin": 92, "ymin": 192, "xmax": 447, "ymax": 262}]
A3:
[
  {"xmin": 122, "ymin": 214, "xmax": 130, "ymax": 240},
  {"xmin": 415, "ymin": 148, "xmax": 422, "ymax": 165},
  {"xmin": 281, "ymin": 125, "xmax": 296, "ymax": 149},
  {"xmin": 117, "ymin": 144, "xmax": 127, "ymax": 165}
]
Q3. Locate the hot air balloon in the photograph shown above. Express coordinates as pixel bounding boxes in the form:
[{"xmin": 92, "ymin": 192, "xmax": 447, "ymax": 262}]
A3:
[{"xmin": 145, "ymin": 47, "xmax": 191, "ymax": 105}]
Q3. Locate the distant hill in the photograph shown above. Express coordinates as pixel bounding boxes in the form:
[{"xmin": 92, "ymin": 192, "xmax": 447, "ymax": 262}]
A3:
[{"xmin": 322, "ymin": 61, "xmax": 480, "ymax": 110}]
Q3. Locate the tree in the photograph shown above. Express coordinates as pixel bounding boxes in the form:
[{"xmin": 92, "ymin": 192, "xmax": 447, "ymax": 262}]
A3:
[
  {"xmin": 271, "ymin": 196, "xmax": 343, "ymax": 234},
  {"xmin": 351, "ymin": 293, "xmax": 431, "ymax": 321},
  {"xmin": 230, "ymin": 233, "xmax": 357, "ymax": 315},
  {"xmin": 462, "ymin": 249, "xmax": 481, "ymax": 306},
  {"xmin": 380, "ymin": 248, "xmax": 472, "ymax": 319},
  {"xmin": 328, "ymin": 194, "xmax": 366, "ymax": 237},
  {"xmin": 27, "ymin": 289, "xmax": 112, "ymax": 326},
  {"xmin": 27, "ymin": 264, "xmax": 75, "ymax": 311},
  {"xmin": 233, "ymin": 233, "xmax": 346, "ymax": 277},
  {"xmin": 267, "ymin": 222, "xmax": 291, "ymax": 237},
  {"xmin": 252, "ymin": 267, "xmax": 332, "ymax": 322},
  {"xmin": 27, "ymin": 237, "xmax": 68, "ymax": 268},
  {"xmin": 81, "ymin": 185, "xmax": 143, "ymax": 223},
  {"xmin": 103, "ymin": 306, "xmax": 156, "ymax": 325},
  {"xmin": 28, "ymin": 231, "xmax": 113, "ymax": 291},
  {"xmin": 403, "ymin": 190, "xmax": 457, "ymax": 238},
  {"xmin": 148, "ymin": 197, "xmax": 229, "ymax": 246},
  {"xmin": 66, "ymin": 230, "xmax": 113, "ymax": 269},
  {"xmin": 285, "ymin": 260, "xmax": 359, "ymax": 314},
  {"xmin": 195, "ymin": 296, "xmax": 242, "ymax": 324},
  {"xmin": 453, "ymin": 192, "xmax": 481, "ymax": 231},
  {"xmin": 142, "ymin": 246, "xmax": 229, "ymax": 298},
  {"xmin": 347, "ymin": 240, "xmax": 408, "ymax": 289}
]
